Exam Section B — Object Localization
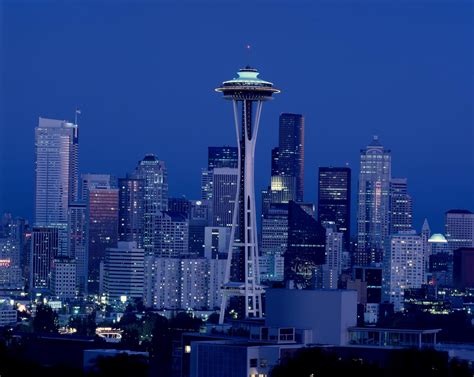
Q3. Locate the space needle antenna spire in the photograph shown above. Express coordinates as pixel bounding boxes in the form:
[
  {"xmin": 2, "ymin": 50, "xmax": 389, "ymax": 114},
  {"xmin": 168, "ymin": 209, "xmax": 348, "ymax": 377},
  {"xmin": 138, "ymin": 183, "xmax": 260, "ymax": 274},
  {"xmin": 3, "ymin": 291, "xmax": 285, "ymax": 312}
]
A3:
[{"xmin": 215, "ymin": 66, "xmax": 280, "ymax": 324}]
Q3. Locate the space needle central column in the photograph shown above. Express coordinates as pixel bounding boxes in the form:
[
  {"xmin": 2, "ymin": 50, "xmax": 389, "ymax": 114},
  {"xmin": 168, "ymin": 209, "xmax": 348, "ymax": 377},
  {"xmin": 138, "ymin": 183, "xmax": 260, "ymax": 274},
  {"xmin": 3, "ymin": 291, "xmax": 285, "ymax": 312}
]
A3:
[{"xmin": 216, "ymin": 67, "xmax": 280, "ymax": 324}]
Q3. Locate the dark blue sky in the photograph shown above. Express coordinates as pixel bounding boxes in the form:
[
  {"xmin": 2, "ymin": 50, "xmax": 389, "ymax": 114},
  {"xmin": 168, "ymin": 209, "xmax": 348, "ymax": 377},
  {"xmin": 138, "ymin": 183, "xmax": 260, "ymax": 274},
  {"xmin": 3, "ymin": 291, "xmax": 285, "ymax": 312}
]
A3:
[{"xmin": 1, "ymin": 0, "xmax": 473, "ymax": 233}]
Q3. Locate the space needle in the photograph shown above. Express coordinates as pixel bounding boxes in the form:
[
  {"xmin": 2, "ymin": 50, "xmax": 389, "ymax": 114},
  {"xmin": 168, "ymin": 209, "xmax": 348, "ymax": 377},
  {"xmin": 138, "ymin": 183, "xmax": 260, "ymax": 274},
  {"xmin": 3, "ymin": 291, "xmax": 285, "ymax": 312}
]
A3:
[{"xmin": 216, "ymin": 67, "xmax": 280, "ymax": 323}]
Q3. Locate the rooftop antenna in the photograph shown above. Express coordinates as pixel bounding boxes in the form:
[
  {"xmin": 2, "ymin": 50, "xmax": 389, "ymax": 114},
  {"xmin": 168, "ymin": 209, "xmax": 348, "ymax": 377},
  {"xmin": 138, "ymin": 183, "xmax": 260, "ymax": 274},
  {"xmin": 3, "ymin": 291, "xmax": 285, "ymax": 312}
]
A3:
[
  {"xmin": 245, "ymin": 43, "xmax": 252, "ymax": 66},
  {"xmin": 74, "ymin": 107, "xmax": 81, "ymax": 125}
]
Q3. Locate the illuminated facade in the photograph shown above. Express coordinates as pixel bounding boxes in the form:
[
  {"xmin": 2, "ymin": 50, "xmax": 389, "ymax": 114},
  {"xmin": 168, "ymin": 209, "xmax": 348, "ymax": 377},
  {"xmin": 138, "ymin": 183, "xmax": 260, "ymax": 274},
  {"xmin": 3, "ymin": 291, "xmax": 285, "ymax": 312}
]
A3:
[
  {"xmin": 383, "ymin": 230, "xmax": 424, "ymax": 312},
  {"xmin": 30, "ymin": 226, "xmax": 59, "ymax": 291},
  {"xmin": 284, "ymin": 201, "xmax": 326, "ymax": 289},
  {"xmin": 215, "ymin": 67, "xmax": 279, "ymax": 322},
  {"xmin": 389, "ymin": 178, "xmax": 413, "ymax": 234},
  {"xmin": 356, "ymin": 136, "xmax": 391, "ymax": 265},
  {"xmin": 118, "ymin": 177, "xmax": 145, "ymax": 247},
  {"xmin": 67, "ymin": 202, "xmax": 88, "ymax": 295},
  {"xmin": 317, "ymin": 167, "xmax": 351, "ymax": 250},
  {"xmin": 277, "ymin": 113, "xmax": 305, "ymax": 203},
  {"xmin": 132, "ymin": 154, "xmax": 168, "ymax": 254},
  {"xmin": 445, "ymin": 209, "xmax": 474, "ymax": 253},
  {"xmin": 87, "ymin": 187, "xmax": 119, "ymax": 292}
]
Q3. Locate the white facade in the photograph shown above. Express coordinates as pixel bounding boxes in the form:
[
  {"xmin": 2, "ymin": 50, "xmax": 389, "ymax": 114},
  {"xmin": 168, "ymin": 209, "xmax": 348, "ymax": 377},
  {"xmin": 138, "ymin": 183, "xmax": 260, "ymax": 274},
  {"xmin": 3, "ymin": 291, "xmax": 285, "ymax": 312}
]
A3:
[
  {"xmin": 51, "ymin": 258, "xmax": 77, "ymax": 300},
  {"xmin": 151, "ymin": 211, "xmax": 188, "ymax": 257},
  {"xmin": 35, "ymin": 117, "xmax": 78, "ymax": 226},
  {"xmin": 384, "ymin": 231, "xmax": 424, "ymax": 312},
  {"xmin": 323, "ymin": 227, "xmax": 343, "ymax": 289},
  {"xmin": 102, "ymin": 241, "xmax": 144, "ymax": 305},
  {"xmin": 445, "ymin": 210, "xmax": 474, "ymax": 253},
  {"xmin": 143, "ymin": 257, "xmax": 226, "ymax": 311}
]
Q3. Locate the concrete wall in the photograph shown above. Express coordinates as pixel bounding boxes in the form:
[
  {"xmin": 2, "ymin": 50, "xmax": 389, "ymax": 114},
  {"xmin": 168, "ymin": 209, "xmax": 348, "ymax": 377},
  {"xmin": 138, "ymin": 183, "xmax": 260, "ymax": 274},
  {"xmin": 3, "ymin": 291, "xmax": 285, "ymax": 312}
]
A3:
[{"xmin": 265, "ymin": 289, "xmax": 357, "ymax": 346}]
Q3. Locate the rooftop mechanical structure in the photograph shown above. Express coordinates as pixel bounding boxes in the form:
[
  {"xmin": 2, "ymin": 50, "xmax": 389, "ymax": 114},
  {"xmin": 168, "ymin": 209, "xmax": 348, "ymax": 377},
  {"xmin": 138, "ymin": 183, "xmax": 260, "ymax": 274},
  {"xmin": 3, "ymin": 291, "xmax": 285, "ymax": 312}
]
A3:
[{"xmin": 215, "ymin": 67, "xmax": 280, "ymax": 323}]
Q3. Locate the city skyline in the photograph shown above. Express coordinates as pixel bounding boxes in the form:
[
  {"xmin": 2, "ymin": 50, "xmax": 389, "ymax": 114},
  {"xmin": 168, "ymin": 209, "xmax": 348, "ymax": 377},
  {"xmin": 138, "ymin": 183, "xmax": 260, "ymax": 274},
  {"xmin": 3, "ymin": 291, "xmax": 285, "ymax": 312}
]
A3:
[{"xmin": 1, "ymin": 1, "xmax": 473, "ymax": 233}]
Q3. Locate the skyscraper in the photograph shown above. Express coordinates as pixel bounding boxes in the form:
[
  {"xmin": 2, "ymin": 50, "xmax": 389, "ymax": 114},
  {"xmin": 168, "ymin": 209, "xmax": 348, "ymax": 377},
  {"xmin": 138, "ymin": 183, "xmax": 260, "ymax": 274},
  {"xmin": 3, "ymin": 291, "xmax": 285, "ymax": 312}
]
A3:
[
  {"xmin": 445, "ymin": 210, "xmax": 474, "ymax": 253},
  {"xmin": 81, "ymin": 174, "xmax": 115, "ymax": 201},
  {"xmin": 87, "ymin": 186, "xmax": 119, "ymax": 292},
  {"xmin": 215, "ymin": 67, "xmax": 279, "ymax": 322},
  {"xmin": 277, "ymin": 113, "xmax": 305, "ymax": 202},
  {"xmin": 201, "ymin": 147, "xmax": 238, "ymax": 201},
  {"xmin": 35, "ymin": 117, "xmax": 79, "ymax": 256},
  {"xmin": 323, "ymin": 224, "xmax": 343, "ymax": 289},
  {"xmin": 151, "ymin": 211, "xmax": 189, "ymax": 258},
  {"xmin": 118, "ymin": 177, "xmax": 145, "ymax": 247},
  {"xmin": 208, "ymin": 146, "xmax": 238, "ymax": 169},
  {"xmin": 356, "ymin": 136, "xmax": 391, "ymax": 265},
  {"xmin": 68, "ymin": 202, "xmax": 88, "ymax": 295},
  {"xmin": 260, "ymin": 203, "xmax": 288, "ymax": 282},
  {"xmin": 132, "ymin": 154, "xmax": 168, "ymax": 254},
  {"xmin": 212, "ymin": 168, "xmax": 238, "ymax": 228},
  {"xmin": 102, "ymin": 241, "xmax": 144, "ymax": 305},
  {"xmin": 188, "ymin": 200, "xmax": 212, "ymax": 257},
  {"xmin": 30, "ymin": 227, "xmax": 59, "ymax": 291},
  {"xmin": 285, "ymin": 201, "xmax": 326, "ymax": 289},
  {"xmin": 317, "ymin": 167, "xmax": 351, "ymax": 250},
  {"xmin": 383, "ymin": 230, "xmax": 423, "ymax": 312},
  {"xmin": 35, "ymin": 117, "xmax": 79, "ymax": 225},
  {"xmin": 389, "ymin": 178, "xmax": 413, "ymax": 234}
]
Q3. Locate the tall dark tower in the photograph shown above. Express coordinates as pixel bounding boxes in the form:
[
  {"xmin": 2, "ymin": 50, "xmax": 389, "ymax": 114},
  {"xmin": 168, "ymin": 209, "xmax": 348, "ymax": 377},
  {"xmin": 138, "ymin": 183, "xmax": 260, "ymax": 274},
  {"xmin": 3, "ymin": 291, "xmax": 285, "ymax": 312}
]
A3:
[
  {"xmin": 318, "ymin": 167, "xmax": 351, "ymax": 250},
  {"xmin": 216, "ymin": 67, "xmax": 279, "ymax": 323},
  {"xmin": 278, "ymin": 113, "xmax": 305, "ymax": 202}
]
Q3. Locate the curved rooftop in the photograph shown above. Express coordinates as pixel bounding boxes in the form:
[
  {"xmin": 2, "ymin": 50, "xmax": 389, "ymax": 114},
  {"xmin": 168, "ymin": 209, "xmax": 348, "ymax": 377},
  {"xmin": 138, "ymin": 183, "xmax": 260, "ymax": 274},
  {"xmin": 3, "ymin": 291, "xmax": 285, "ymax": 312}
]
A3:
[
  {"xmin": 428, "ymin": 233, "xmax": 448, "ymax": 243},
  {"xmin": 215, "ymin": 66, "xmax": 280, "ymax": 100}
]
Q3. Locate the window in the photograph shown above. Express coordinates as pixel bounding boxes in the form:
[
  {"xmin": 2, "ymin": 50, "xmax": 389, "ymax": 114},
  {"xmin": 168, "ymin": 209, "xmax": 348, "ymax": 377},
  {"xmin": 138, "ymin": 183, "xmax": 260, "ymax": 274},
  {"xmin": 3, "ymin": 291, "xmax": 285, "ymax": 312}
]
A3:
[{"xmin": 250, "ymin": 358, "xmax": 258, "ymax": 368}]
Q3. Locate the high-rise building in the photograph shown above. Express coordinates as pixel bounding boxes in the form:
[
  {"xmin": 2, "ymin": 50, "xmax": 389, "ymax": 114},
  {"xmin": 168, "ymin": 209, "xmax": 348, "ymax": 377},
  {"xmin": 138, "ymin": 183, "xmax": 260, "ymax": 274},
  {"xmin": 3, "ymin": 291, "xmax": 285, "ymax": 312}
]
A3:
[
  {"xmin": 200, "ymin": 169, "xmax": 213, "ymax": 201},
  {"xmin": 188, "ymin": 200, "xmax": 212, "ymax": 257},
  {"xmin": 30, "ymin": 227, "xmax": 59, "ymax": 292},
  {"xmin": 421, "ymin": 219, "xmax": 431, "ymax": 273},
  {"xmin": 453, "ymin": 248, "xmax": 474, "ymax": 289},
  {"xmin": 445, "ymin": 210, "xmax": 474, "ymax": 253},
  {"xmin": 168, "ymin": 197, "xmax": 191, "ymax": 215},
  {"xmin": 271, "ymin": 147, "xmax": 280, "ymax": 176},
  {"xmin": 317, "ymin": 167, "xmax": 351, "ymax": 250},
  {"xmin": 204, "ymin": 226, "xmax": 230, "ymax": 259},
  {"xmin": 102, "ymin": 241, "xmax": 144, "ymax": 305},
  {"xmin": 68, "ymin": 202, "xmax": 88, "ymax": 295},
  {"xmin": 151, "ymin": 211, "xmax": 188, "ymax": 258},
  {"xmin": 285, "ymin": 201, "xmax": 326, "ymax": 289},
  {"xmin": 215, "ymin": 67, "xmax": 279, "ymax": 322},
  {"xmin": 87, "ymin": 187, "xmax": 119, "ymax": 292},
  {"xmin": 144, "ymin": 257, "xmax": 181, "ymax": 309},
  {"xmin": 0, "ymin": 238, "xmax": 22, "ymax": 289},
  {"xmin": 51, "ymin": 257, "xmax": 76, "ymax": 300},
  {"xmin": 118, "ymin": 178, "xmax": 145, "ymax": 247},
  {"xmin": 143, "ymin": 256, "xmax": 226, "ymax": 311},
  {"xmin": 212, "ymin": 168, "xmax": 238, "ymax": 228},
  {"xmin": 389, "ymin": 178, "xmax": 413, "ymax": 235},
  {"xmin": 277, "ymin": 113, "xmax": 305, "ymax": 202},
  {"xmin": 35, "ymin": 117, "xmax": 79, "ymax": 257},
  {"xmin": 208, "ymin": 146, "xmax": 238, "ymax": 170},
  {"xmin": 81, "ymin": 174, "xmax": 115, "ymax": 201},
  {"xmin": 132, "ymin": 154, "xmax": 168, "ymax": 254},
  {"xmin": 356, "ymin": 136, "xmax": 391, "ymax": 265},
  {"xmin": 35, "ymin": 117, "xmax": 79, "ymax": 226},
  {"xmin": 323, "ymin": 224, "xmax": 343, "ymax": 289},
  {"xmin": 383, "ymin": 230, "xmax": 423, "ymax": 312},
  {"xmin": 260, "ymin": 203, "xmax": 288, "ymax": 282}
]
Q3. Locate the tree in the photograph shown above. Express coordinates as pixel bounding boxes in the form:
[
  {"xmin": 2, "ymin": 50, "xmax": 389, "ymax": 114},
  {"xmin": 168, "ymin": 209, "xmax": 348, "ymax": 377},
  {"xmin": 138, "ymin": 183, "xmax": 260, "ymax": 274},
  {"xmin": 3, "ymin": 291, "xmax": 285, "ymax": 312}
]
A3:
[{"xmin": 33, "ymin": 304, "xmax": 58, "ymax": 334}]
